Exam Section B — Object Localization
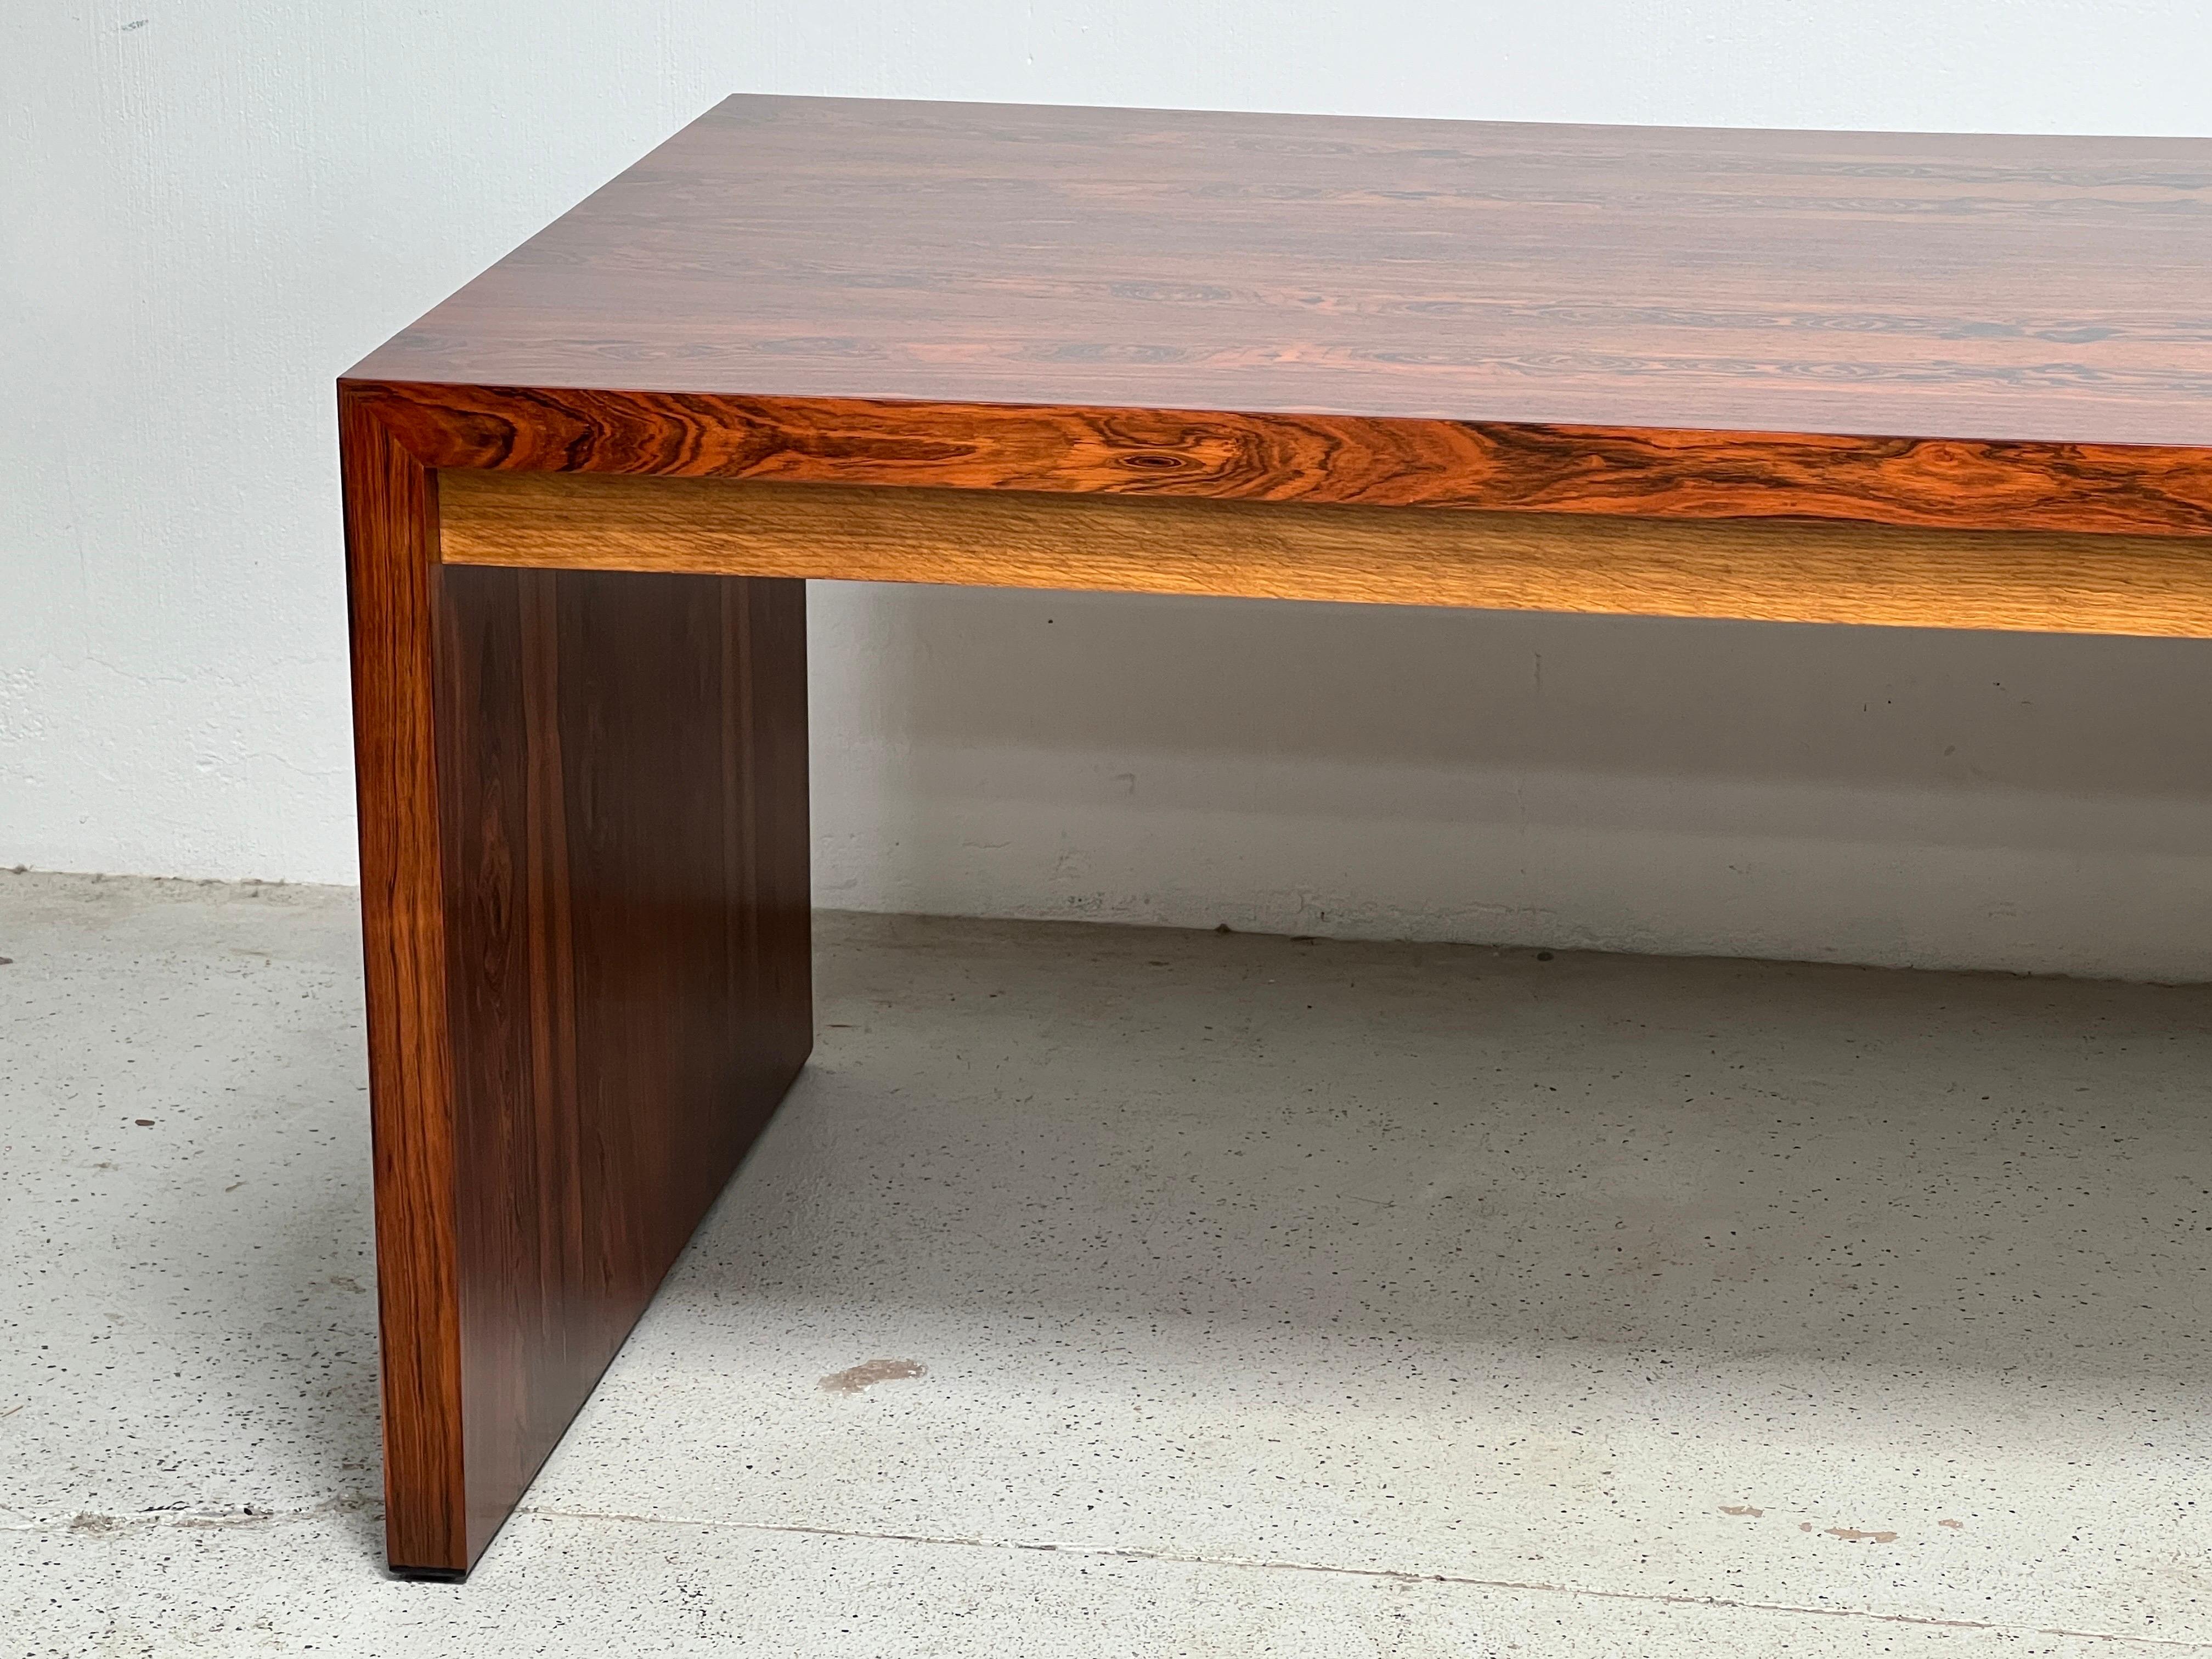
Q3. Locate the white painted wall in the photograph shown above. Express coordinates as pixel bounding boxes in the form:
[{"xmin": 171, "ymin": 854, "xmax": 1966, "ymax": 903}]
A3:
[{"xmin": 9, "ymin": 2, "xmax": 2212, "ymax": 977}]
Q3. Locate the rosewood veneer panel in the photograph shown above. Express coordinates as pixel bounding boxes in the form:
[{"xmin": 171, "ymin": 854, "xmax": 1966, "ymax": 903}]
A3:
[
  {"xmin": 343, "ymin": 419, "xmax": 811, "ymax": 1575},
  {"xmin": 433, "ymin": 565, "xmax": 811, "ymax": 1569},
  {"xmin": 345, "ymin": 96, "xmax": 2212, "ymax": 534}
]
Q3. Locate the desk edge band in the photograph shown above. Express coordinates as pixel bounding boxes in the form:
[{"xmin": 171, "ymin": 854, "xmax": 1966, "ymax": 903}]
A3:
[{"xmin": 342, "ymin": 380, "xmax": 2212, "ymax": 541}]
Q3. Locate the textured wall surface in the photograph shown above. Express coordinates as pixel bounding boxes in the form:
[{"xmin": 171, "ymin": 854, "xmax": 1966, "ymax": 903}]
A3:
[{"xmin": 8, "ymin": 2, "xmax": 2212, "ymax": 975}]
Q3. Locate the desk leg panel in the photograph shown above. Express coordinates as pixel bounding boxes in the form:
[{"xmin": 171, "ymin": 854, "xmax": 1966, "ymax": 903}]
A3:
[
  {"xmin": 435, "ymin": 563, "xmax": 812, "ymax": 1571},
  {"xmin": 355, "ymin": 508, "xmax": 812, "ymax": 1574}
]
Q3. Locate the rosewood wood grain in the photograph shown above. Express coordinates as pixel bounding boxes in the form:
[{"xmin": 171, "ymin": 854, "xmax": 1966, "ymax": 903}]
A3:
[
  {"xmin": 345, "ymin": 97, "xmax": 2212, "ymax": 534},
  {"xmin": 346, "ymin": 392, "xmax": 812, "ymax": 1578},
  {"xmin": 352, "ymin": 381, "xmax": 2212, "ymax": 540},
  {"xmin": 342, "ymin": 394, "xmax": 466, "ymax": 1576},
  {"xmin": 435, "ymin": 469, "xmax": 2212, "ymax": 639},
  {"xmin": 434, "ymin": 563, "xmax": 811, "ymax": 1572},
  {"xmin": 344, "ymin": 95, "xmax": 2212, "ymax": 1581}
]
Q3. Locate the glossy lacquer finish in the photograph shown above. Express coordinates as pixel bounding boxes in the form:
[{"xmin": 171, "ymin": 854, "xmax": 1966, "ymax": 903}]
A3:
[
  {"xmin": 344, "ymin": 390, "xmax": 810, "ymax": 1575},
  {"xmin": 343, "ymin": 96, "xmax": 2212, "ymax": 1579},
  {"xmin": 433, "ymin": 565, "xmax": 810, "ymax": 1570},
  {"xmin": 346, "ymin": 95, "xmax": 2212, "ymax": 534}
]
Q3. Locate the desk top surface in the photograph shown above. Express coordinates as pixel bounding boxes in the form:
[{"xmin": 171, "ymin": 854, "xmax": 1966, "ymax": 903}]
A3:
[{"xmin": 350, "ymin": 94, "xmax": 2212, "ymax": 450}]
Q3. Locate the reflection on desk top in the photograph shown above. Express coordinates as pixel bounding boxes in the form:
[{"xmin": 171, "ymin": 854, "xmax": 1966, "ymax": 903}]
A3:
[{"xmin": 342, "ymin": 95, "xmax": 2212, "ymax": 535}]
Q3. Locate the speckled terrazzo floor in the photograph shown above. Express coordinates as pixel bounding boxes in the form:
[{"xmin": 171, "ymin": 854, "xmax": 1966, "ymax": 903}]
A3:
[{"xmin": 4, "ymin": 870, "xmax": 2211, "ymax": 1655}]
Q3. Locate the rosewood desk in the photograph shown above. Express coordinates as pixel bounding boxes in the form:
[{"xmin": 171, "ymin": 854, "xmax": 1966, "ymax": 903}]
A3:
[{"xmin": 339, "ymin": 94, "xmax": 2212, "ymax": 1578}]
